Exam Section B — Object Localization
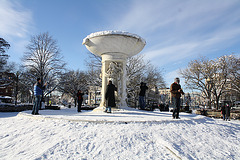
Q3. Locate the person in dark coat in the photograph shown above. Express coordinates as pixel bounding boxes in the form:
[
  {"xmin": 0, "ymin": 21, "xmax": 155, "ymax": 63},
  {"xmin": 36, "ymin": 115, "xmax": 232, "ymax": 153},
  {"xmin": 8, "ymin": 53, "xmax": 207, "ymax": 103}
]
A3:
[
  {"xmin": 77, "ymin": 90, "xmax": 84, "ymax": 112},
  {"xmin": 170, "ymin": 77, "xmax": 184, "ymax": 119},
  {"xmin": 139, "ymin": 82, "xmax": 148, "ymax": 110},
  {"xmin": 221, "ymin": 105, "xmax": 226, "ymax": 120},
  {"xmin": 32, "ymin": 78, "xmax": 47, "ymax": 115},
  {"xmin": 225, "ymin": 104, "xmax": 231, "ymax": 121},
  {"xmin": 105, "ymin": 80, "xmax": 117, "ymax": 113}
]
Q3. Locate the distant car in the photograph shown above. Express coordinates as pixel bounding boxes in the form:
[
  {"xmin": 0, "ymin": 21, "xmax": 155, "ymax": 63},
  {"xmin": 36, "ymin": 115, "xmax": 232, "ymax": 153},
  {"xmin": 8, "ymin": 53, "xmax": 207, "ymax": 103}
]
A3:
[{"xmin": 0, "ymin": 96, "xmax": 13, "ymax": 104}]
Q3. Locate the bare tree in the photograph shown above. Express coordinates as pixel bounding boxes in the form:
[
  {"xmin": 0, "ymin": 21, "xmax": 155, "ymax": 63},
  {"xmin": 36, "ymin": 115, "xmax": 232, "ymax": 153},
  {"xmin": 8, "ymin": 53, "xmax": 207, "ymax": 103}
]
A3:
[
  {"xmin": 85, "ymin": 51, "xmax": 101, "ymax": 68},
  {"xmin": 180, "ymin": 57, "xmax": 216, "ymax": 108},
  {"xmin": 58, "ymin": 70, "xmax": 88, "ymax": 107},
  {"xmin": 227, "ymin": 55, "xmax": 240, "ymax": 94},
  {"xmin": 17, "ymin": 67, "xmax": 38, "ymax": 102},
  {"xmin": 126, "ymin": 54, "xmax": 149, "ymax": 104},
  {"xmin": 144, "ymin": 65, "xmax": 165, "ymax": 89},
  {"xmin": 85, "ymin": 51, "xmax": 102, "ymax": 87},
  {"xmin": 0, "ymin": 38, "xmax": 17, "ymax": 90},
  {"xmin": 180, "ymin": 55, "xmax": 239, "ymax": 109},
  {"xmin": 0, "ymin": 38, "xmax": 10, "ymax": 70},
  {"xmin": 212, "ymin": 55, "xmax": 233, "ymax": 108},
  {"xmin": 22, "ymin": 32, "xmax": 66, "ymax": 98},
  {"xmin": 0, "ymin": 38, "xmax": 10, "ymax": 54}
]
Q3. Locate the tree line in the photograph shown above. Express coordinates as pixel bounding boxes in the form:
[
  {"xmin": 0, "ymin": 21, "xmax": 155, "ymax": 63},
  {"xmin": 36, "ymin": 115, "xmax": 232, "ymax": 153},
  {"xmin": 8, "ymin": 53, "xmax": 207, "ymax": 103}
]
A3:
[
  {"xmin": 1, "ymin": 32, "xmax": 239, "ymax": 108},
  {"xmin": 0, "ymin": 32, "xmax": 166, "ymax": 106}
]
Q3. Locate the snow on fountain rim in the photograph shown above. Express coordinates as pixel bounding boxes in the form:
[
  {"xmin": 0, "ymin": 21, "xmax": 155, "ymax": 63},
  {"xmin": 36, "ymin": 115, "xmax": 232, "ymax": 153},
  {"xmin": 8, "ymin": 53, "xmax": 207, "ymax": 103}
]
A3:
[{"xmin": 83, "ymin": 30, "xmax": 146, "ymax": 45}]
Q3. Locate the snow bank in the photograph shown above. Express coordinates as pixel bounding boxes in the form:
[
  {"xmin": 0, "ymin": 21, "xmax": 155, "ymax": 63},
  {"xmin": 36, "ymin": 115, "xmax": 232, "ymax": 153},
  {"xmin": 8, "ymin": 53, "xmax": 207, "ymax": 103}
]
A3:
[{"xmin": 0, "ymin": 108, "xmax": 239, "ymax": 160}]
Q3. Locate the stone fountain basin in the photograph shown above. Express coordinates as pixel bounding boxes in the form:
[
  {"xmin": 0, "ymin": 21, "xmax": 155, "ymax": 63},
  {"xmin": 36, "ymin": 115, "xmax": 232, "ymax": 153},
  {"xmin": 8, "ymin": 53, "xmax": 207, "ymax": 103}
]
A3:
[{"xmin": 83, "ymin": 31, "xmax": 146, "ymax": 57}]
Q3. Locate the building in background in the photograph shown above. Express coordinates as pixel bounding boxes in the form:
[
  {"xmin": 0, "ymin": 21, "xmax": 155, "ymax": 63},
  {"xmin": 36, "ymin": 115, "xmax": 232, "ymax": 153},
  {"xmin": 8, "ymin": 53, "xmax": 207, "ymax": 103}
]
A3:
[
  {"xmin": 158, "ymin": 88, "xmax": 171, "ymax": 105},
  {"xmin": 0, "ymin": 72, "xmax": 15, "ymax": 97}
]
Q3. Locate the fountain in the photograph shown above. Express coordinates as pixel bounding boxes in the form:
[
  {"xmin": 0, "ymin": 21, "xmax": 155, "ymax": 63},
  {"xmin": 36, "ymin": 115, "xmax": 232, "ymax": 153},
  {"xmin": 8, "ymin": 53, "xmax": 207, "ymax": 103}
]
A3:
[{"xmin": 83, "ymin": 31, "xmax": 146, "ymax": 111}]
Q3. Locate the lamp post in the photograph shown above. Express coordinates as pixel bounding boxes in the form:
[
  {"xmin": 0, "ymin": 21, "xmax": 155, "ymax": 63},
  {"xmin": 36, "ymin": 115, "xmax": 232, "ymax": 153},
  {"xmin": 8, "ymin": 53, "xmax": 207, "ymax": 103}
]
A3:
[
  {"xmin": 206, "ymin": 77, "xmax": 212, "ymax": 109},
  {"xmin": 15, "ymin": 72, "xmax": 20, "ymax": 106},
  {"xmin": 155, "ymin": 86, "xmax": 159, "ymax": 103}
]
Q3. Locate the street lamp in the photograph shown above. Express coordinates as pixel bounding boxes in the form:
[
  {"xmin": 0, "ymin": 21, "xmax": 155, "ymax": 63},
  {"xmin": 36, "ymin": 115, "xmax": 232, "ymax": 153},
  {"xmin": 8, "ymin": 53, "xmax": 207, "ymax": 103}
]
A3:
[
  {"xmin": 155, "ymin": 86, "xmax": 159, "ymax": 103},
  {"xmin": 206, "ymin": 77, "xmax": 212, "ymax": 109},
  {"xmin": 15, "ymin": 71, "xmax": 20, "ymax": 106}
]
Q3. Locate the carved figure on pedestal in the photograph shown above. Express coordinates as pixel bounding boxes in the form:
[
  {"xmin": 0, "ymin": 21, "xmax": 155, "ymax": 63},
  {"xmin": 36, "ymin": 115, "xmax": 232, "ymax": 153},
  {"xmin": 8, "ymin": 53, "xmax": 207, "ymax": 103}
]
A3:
[{"xmin": 105, "ymin": 61, "xmax": 123, "ymax": 105}]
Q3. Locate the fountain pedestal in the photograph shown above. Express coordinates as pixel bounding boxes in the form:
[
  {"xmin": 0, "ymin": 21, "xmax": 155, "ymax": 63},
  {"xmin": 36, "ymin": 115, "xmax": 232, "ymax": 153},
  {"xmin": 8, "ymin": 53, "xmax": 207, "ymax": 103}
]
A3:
[{"xmin": 83, "ymin": 31, "xmax": 146, "ymax": 111}]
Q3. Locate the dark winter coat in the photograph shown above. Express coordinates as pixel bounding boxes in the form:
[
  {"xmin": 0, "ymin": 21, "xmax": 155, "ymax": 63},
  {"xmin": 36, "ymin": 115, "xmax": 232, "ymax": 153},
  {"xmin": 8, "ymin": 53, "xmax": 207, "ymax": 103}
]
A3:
[
  {"xmin": 221, "ymin": 106, "xmax": 226, "ymax": 115},
  {"xmin": 139, "ymin": 85, "xmax": 148, "ymax": 96},
  {"xmin": 105, "ymin": 84, "xmax": 117, "ymax": 107},
  {"xmin": 77, "ymin": 92, "xmax": 84, "ymax": 101},
  {"xmin": 226, "ymin": 105, "xmax": 231, "ymax": 117}
]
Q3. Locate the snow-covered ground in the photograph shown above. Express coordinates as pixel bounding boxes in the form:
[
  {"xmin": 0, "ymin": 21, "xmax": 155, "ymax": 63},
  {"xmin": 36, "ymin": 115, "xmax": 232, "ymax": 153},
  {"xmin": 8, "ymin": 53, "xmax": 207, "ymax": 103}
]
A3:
[{"xmin": 0, "ymin": 107, "xmax": 239, "ymax": 160}]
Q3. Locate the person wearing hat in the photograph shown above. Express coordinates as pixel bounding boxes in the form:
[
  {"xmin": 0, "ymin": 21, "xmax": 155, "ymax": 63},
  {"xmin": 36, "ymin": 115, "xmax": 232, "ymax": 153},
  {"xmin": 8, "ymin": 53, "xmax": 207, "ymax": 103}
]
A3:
[
  {"xmin": 32, "ymin": 78, "xmax": 47, "ymax": 115},
  {"xmin": 170, "ymin": 77, "xmax": 184, "ymax": 119}
]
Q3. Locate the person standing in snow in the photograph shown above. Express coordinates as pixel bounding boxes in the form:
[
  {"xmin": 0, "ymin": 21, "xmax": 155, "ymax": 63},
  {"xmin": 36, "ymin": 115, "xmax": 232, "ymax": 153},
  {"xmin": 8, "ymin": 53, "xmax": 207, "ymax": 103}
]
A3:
[
  {"xmin": 139, "ymin": 82, "xmax": 148, "ymax": 110},
  {"xmin": 77, "ymin": 90, "xmax": 84, "ymax": 112},
  {"xmin": 225, "ymin": 104, "xmax": 231, "ymax": 121},
  {"xmin": 105, "ymin": 80, "xmax": 117, "ymax": 113},
  {"xmin": 221, "ymin": 105, "xmax": 226, "ymax": 120},
  {"xmin": 170, "ymin": 77, "xmax": 184, "ymax": 119},
  {"xmin": 32, "ymin": 78, "xmax": 47, "ymax": 115}
]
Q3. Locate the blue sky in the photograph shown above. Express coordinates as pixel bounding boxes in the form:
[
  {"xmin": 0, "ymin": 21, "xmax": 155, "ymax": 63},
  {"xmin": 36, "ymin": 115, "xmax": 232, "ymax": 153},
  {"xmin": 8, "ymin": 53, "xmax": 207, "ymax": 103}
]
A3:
[{"xmin": 1, "ymin": 0, "xmax": 240, "ymax": 88}]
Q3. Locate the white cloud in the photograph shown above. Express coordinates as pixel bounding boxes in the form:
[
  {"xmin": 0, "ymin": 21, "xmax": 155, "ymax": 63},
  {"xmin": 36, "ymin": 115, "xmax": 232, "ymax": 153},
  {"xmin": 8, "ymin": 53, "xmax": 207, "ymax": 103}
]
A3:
[
  {"xmin": 164, "ymin": 69, "xmax": 180, "ymax": 87},
  {"xmin": 112, "ymin": 0, "xmax": 240, "ymax": 60},
  {"xmin": 144, "ymin": 24, "xmax": 240, "ymax": 67},
  {"xmin": 113, "ymin": 0, "xmax": 240, "ymax": 87},
  {"xmin": 0, "ymin": 0, "xmax": 34, "ymax": 62},
  {"xmin": 144, "ymin": 42, "xmax": 198, "ymax": 63},
  {"xmin": 0, "ymin": 0, "xmax": 33, "ymax": 39}
]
